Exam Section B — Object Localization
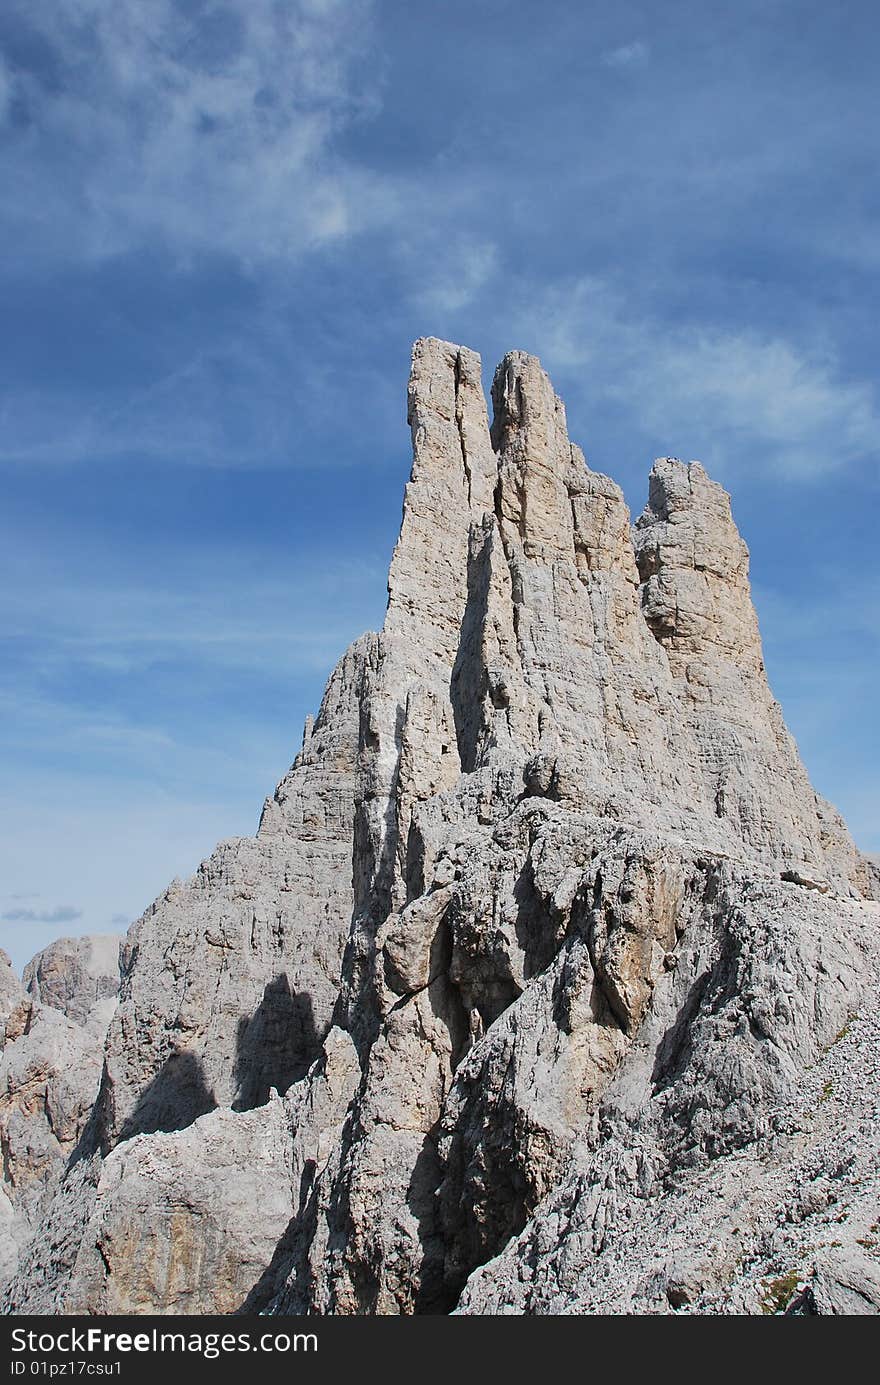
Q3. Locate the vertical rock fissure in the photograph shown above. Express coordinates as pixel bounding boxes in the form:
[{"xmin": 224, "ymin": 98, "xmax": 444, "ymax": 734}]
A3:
[{"xmin": 453, "ymin": 350, "xmax": 473, "ymax": 507}]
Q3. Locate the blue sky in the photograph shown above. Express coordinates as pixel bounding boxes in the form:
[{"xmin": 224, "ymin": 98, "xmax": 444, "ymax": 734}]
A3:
[{"xmin": 1, "ymin": 0, "xmax": 877, "ymax": 971}]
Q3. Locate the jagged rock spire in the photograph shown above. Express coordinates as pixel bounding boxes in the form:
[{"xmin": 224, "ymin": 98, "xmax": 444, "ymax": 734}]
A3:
[{"xmin": 4, "ymin": 339, "xmax": 876, "ymax": 1317}]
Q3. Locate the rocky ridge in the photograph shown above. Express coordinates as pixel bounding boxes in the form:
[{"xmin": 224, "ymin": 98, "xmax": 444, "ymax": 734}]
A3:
[{"xmin": 3, "ymin": 339, "xmax": 877, "ymax": 1315}]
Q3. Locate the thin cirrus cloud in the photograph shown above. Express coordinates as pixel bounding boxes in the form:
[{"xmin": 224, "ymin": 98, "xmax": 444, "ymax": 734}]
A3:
[
  {"xmin": 513, "ymin": 278, "xmax": 880, "ymax": 478},
  {"xmin": 0, "ymin": 330, "xmax": 353, "ymax": 469},
  {"xmin": 1, "ymin": 0, "xmax": 388, "ymax": 265},
  {"xmin": 0, "ymin": 532, "xmax": 386, "ymax": 678},
  {"xmin": 0, "ymin": 517, "xmax": 389, "ymax": 805},
  {"xmin": 0, "ymin": 342, "xmax": 312, "ymax": 467},
  {"xmin": 412, "ymin": 238, "xmax": 499, "ymax": 317}
]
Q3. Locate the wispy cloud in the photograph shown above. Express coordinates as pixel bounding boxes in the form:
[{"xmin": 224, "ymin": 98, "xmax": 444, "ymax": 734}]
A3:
[
  {"xmin": 754, "ymin": 576, "xmax": 880, "ymax": 649},
  {"xmin": 601, "ymin": 41, "xmax": 649, "ymax": 69},
  {"xmin": 0, "ymin": 537, "xmax": 386, "ymax": 678},
  {"xmin": 0, "ymin": 522, "xmax": 388, "ymax": 802},
  {"xmin": 2, "ymin": 904, "xmax": 82, "ymax": 924},
  {"xmin": 0, "ymin": 293, "xmax": 406, "ymax": 468},
  {"xmin": 0, "ymin": 343, "xmax": 300, "ymax": 467},
  {"xmin": 515, "ymin": 277, "xmax": 880, "ymax": 477},
  {"xmin": 0, "ymin": 690, "xmax": 176, "ymax": 759},
  {"xmin": 1, "ymin": 0, "xmax": 388, "ymax": 266},
  {"xmin": 413, "ymin": 237, "xmax": 498, "ymax": 316}
]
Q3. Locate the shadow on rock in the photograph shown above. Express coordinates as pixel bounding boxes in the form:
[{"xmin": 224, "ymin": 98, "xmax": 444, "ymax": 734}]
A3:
[
  {"xmin": 116, "ymin": 1050, "xmax": 217, "ymax": 1142},
  {"xmin": 233, "ymin": 975, "xmax": 320, "ymax": 1111}
]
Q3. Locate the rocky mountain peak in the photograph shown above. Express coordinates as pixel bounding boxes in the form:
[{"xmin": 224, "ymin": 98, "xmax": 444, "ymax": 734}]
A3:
[{"xmin": 2, "ymin": 342, "xmax": 877, "ymax": 1317}]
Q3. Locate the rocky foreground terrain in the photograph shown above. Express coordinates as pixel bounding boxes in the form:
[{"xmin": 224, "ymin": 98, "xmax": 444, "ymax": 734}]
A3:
[
  {"xmin": 2, "ymin": 339, "xmax": 878, "ymax": 1316},
  {"xmin": 1, "ymin": 937, "xmax": 120, "ymax": 1289}
]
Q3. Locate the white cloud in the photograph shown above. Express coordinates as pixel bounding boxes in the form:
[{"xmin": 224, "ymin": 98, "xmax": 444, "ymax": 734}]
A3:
[
  {"xmin": 413, "ymin": 237, "xmax": 498, "ymax": 316},
  {"xmin": 1, "ymin": 0, "xmax": 390, "ymax": 265},
  {"xmin": 601, "ymin": 41, "xmax": 649, "ymax": 69},
  {"xmin": 515, "ymin": 277, "xmax": 880, "ymax": 477}
]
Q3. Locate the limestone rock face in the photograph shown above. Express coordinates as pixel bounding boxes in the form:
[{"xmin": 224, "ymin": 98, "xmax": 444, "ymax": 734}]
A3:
[
  {"xmin": 0, "ymin": 951, "xmax": 29, "ymax": 1049},
  {"xmin": 96, "ymin": 635, "xmax": 369, "ymax": 1146},
  {"xmin": 632, "ymin": 460, "xmax": 844, "ymax": 883},
  {"xmin": 457, "ymin": 888, "xmax": 880, "ymax": 1316},
  {"xmin": 0, "ymin": 937, "xmax": 120, "ymax": 1294},
  {"xmin": 57, "ymin": 1027, "xmax": 360, "ymax": 1316},
  {"xmin": 23, "ymin": 935, "xmax": 120, "ymax": 1027},
  {"xmin": 4, "ymin": 339, "xmax": 877, "ymax": 1317}
]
